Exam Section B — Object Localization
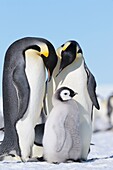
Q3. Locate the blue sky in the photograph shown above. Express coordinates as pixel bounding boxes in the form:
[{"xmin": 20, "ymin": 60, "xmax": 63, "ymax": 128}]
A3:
[{"xmin": 0, "ymin": 0, "xmax": 113, "ymax": 96}]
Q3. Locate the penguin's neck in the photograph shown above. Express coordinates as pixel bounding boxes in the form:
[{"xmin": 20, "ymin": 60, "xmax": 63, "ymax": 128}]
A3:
[
  {"xmin": 71, "ymin": 56, "xmax": 84, "ymax": 70},
  {"xmin": 55, "ymin": 56, "xmax": 84, "ymax": 86},
  {"xmin": 52, "ymin": 96, "xmax": 72, "ymax": 107}
]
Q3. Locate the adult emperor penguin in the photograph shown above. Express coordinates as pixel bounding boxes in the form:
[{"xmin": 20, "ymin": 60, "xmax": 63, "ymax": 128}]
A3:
[
  {"xmin": 107, "ymin": 93, "xmax": 113, "ymax": 126},
  {"xmin": 55, "ymin": 40, "xmax": 100, "ymax": 160},
  {"xmin": 0, "ymin": 37, "xmax": 58, "ymax": 161},
  {"xmin": 43, "ymin": 87, "xmax": 81, "ymax": 163}
]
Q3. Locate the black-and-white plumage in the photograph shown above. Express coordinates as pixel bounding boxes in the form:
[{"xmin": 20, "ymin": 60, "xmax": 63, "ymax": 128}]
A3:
[
  {"xmin": 55, "ymin": 40, "xmax": 99, "ymax": 160},
  {"xmin": 0, "ymin": 37, "xmax": 58, "ymax": 161}
]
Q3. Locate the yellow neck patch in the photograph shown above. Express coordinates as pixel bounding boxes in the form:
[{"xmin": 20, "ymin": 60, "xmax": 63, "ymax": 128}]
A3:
[{"xmin": 39, "ymin": 42, "xmax": 49, "ymax": 57}]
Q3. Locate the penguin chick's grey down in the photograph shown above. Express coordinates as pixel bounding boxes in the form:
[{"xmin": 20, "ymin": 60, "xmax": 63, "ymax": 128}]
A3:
[{"xmin": 43, "ymin": 87, "xmax": 82, "ymax": 163}]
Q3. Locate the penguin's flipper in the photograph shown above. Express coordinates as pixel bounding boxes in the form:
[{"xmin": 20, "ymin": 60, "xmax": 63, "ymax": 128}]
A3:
[
  {"xmin": 34, "ymin": 123, "xmax": 45, "ymax": 146},
  {"xmin": 13, "ymin": 65, "xmax": 30, "ymax": 119},
  {"xmin": 43, "ymin": 80, "xmax": 48, "ymax": 116},
  {"xmin": 84, "ymin": 63, "xmax": 100, "ymax": 110},
  {"xmin": 54, "ymin": 114, "xmax": 67, "ymax": 152}
]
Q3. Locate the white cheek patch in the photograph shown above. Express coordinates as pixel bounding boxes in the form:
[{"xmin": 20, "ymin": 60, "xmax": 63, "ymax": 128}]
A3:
[{"xmin": 60, "ymin": 90, "xmax": 71, "ymax": 101}]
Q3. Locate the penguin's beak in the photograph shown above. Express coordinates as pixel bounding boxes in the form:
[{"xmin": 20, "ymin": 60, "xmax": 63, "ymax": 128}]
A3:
[
  {"xmin": 73, "ymin": 92, "xmax": 78, "ymax": 97},
  {"xmin": 56, "ymin": 68, "xmax": 63, "ymax": 77}
]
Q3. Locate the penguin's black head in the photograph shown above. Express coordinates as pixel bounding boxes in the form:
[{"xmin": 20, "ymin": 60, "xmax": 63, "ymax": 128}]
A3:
[
  {"xmin": 56, "ymin": 40, "xmax": 83, "ymax": 76},
  {"xmin": 41, "ymin": 40, "xmax": 58, "ymax": 82},
  {"xmin": 24, "ymin": 39, "xmax": 58, "ymax": 82},
  {"xmin": 55, "ymin": 87, "xmax": 77, "ymax": 102}
]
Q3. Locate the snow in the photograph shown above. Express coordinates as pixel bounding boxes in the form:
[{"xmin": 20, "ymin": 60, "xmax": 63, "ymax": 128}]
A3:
[{"xmin": 0, "ymin": 130, "xmax": 113, "ymax": 170}]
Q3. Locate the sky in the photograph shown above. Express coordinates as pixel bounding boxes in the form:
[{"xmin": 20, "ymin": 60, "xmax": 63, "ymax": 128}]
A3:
[{"xmin": 0, "ymin": 0, "xmax": 113, "ymax": 97}]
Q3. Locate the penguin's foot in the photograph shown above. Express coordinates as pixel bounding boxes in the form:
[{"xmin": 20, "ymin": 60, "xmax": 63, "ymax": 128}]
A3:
[
  {"xmin": 27, "ymin": 156, "xmax": 45, "ymax": 162},
  {"xmin": 0, "ymin": 154, "xmax": 22, "ymax": 162},
  {"xmin": 52, "ymin": 162, "xmax": 59, "ymax": 164},
  {"xmin": 27, "ymin": 157, "xmax": 39, "ymax": 162},
  {"xmin": 0, "ymin": 127, "xmax": 4, "ymax": 131},
  {"xmin": 66, "ymin": 158, "xmax": 83, "ymax": 163},
  {"xmin": 37, "ymin": 156, "xmax": 45, "ymax": 162}
]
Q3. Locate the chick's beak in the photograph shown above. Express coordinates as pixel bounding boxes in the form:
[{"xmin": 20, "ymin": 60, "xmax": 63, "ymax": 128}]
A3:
[{"xmin": 72, "ymin": 92, "xmax": 78, "ymax": 97}]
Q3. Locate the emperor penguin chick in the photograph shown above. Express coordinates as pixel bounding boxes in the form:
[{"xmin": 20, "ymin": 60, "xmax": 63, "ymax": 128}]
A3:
[{"xmin": 43, "ymin": 87, "xmax": 81, "ymax": 163}]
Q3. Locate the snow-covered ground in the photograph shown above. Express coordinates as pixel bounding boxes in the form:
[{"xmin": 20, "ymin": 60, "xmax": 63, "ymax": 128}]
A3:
[
  {"xmin": 0, "ymin": 130, "xmax": 112, "ymax": 170},
  {"xmin": 0, "ymin": 85, "xmax": 113, "ymax": 169}
]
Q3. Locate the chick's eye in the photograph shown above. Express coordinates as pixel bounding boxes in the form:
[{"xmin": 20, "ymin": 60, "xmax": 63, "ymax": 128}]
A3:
[{"xmin": 64, "ymin": 93, "xmax": 67, "ymax": 95}]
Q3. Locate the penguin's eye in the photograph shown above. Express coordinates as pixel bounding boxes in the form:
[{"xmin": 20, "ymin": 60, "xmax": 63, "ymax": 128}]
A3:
[
  {"xmin": 77, "ymin": 49, "xmax": 82, "ymax": 54},
  {"xmin": 60, "ymin": 89, "xmax": 71, "ymax": 101}
]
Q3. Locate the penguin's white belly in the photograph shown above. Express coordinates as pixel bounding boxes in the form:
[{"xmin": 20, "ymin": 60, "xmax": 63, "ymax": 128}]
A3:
[
  {"xmin": 57, "ymin": 67, "xmax": 91, "ymax": 110},
  {"xmin": 16, "ymin": 54, "xmax": 45, "ymax": 160},
  {"xmin": 110, "ymin": 98, "xmax": 113, "ymax": 108},
  {"xmin": 56, "ymin": 66, "xmax": 92, "ymax": 160},
  {"xmin": 24, "ymin": 56, "xmax": 45, "ymax": 124}
]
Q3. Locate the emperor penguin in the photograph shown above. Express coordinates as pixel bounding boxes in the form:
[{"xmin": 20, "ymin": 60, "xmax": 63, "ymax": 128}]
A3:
[
  {"xmin": 93, "ymin": 95, "xmax": 108, "ymax": 132},
  {"xmin": 43, "ymin": 87, "xmax": 81, "ymax": 163},
  {"xmin": 107, "ymin": 93, "xmax": 113, "ymax": 126},
  {"xmin": 55, "ymin": 40, "xmax": 100, "ymax": 160},
  {"xmin": 0, "ymin": 37, "xmax": 58, "ymax": 161}
]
